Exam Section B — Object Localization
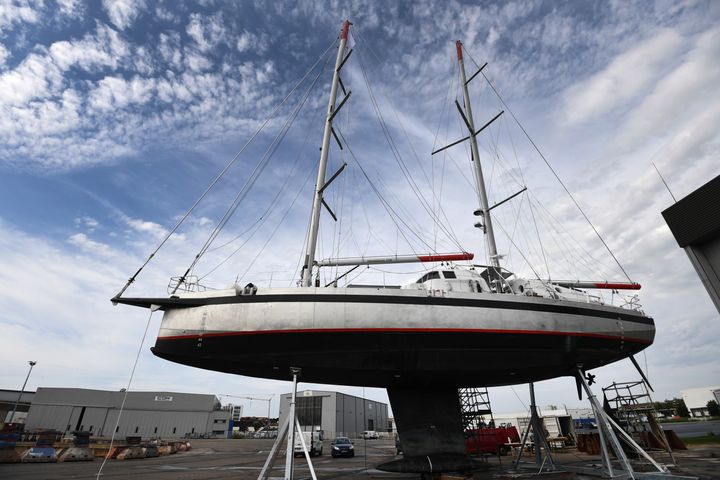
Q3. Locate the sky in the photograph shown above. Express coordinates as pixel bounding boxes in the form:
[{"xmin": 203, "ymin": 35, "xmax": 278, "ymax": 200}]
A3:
[{"xmin": 1, "ymin": 0, "xmax": 719, "ymax": 418}]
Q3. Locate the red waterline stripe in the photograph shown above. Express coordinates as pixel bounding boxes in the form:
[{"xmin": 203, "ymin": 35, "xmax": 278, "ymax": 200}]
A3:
[{"xmin": 157, "ymin": 327, "xmax": 652, "ymax": 344}]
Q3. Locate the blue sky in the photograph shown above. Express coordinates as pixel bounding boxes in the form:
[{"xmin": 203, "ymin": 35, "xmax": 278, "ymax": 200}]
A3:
[{"xmin": 1, "ymin": 0, "xmax": 719, "ymax": 417}]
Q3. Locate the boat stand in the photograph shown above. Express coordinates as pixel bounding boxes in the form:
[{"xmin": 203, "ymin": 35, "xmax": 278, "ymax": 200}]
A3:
[
  {"xmin": 257, "ymin": 367, "xmax": 318, "ymax": 480},
  {"xmin": 559, "ymin": 367, "xmax": 696, "ymax": 480},
  {"xmin": 513, "ymin": 382, "xmax": 556, "ymax": 472}
]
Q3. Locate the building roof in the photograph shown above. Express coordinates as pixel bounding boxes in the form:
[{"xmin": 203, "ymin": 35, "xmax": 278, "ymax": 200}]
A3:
[
  {"xmin": 662, "ymin": 175, "xmax": 720, "ymax": 247},
  {"xmin": 0, "ymin": 389, "xmax": 35, "ymax": 404}
]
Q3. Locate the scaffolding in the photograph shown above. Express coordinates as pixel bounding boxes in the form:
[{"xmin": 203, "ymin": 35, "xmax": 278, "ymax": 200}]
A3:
[
  {"xmin": 603, "ymin": 380, "xmax": 676, "ymax": 461},
  {"xmin": 458, "ymin": 387, "xmax": 494, "ymax": 430}
]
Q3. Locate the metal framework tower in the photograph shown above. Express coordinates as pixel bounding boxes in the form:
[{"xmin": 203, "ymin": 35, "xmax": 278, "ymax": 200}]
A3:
[
  {"xmin": 458, "ymin": 387, "xmax": 494, "ymax": 430},
  {"xmin": 603, "ymin": 380, "xmax": 675, "ymax": 460}
]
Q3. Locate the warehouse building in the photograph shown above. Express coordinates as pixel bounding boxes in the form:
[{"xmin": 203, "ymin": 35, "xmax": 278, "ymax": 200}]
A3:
[
  {"xmin": 662, "ymin": 174, "xmax": 720, "ymax": 315},
  {"xmin": 0, "ymin": 389, "xmax": 35, "ymax": 423},
  {"xmin": 24, "ymin": 387, "xmax": 230, "ymax": 439},
  {"xmin": 279, "ymin": 390, "xmax": 388, "ymax": 438},
  {"xmin": 680, "ymin": 385, "xmax": 720, "ymax": 417}
]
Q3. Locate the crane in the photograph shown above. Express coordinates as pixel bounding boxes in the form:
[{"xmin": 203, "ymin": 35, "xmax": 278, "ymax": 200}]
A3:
[{"xmin": 218, "ymin": 393, "xmax": 274, "ymax": 419}]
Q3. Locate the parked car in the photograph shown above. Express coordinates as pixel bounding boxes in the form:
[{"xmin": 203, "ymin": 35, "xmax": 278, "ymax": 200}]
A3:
[
  {"xmin": 362, "ymin": 430, "xmax": 379, "ymax": 439},
  {"xmin": 293, "ymin": 431, "xmax": 323, "ymax": 457},
  {"xmin": 330, "ymin": 437, "xmax": 355, "ymax": 458}
]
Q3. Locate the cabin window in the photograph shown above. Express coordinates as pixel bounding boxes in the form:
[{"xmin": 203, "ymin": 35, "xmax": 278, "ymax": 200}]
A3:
[
  {"xmin": 443, "ymin": 271, "xmax": 457, "ymax": 279},
  {"xmin": 427, "ymin": 271, "xmax": 440, "ymax": 280}
]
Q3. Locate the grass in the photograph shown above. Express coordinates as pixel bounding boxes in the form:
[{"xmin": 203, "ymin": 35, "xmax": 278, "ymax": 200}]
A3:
[
  {"xmin": 684, "ymin": 434, "xmax": 720, "ymax": 445},
  {"xmin": 658, "ymin": 417, "xmax": 720, "ymax": 423}
]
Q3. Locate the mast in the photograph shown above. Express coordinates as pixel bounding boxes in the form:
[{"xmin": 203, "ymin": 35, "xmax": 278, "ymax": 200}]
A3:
[
  {"xmin": 456, "ymin": 41, "xmax": 500, "ymax": 268},
  {"xmin": 300, "ymin": 20, "xmax": 351, "ymax": 287}
]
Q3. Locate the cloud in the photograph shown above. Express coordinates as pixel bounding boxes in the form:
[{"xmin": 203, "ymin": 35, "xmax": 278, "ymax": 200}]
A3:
[
  {"xmin": 56, "ymin": 0, "xmax": 83, "ymax": 17},
  {"xmin": 102, "ymin": 0, "xmax": 146, "ymax": 31},
  {"xmin": 88, "ymin": 75, "xmax": 156, "ymax": 111},
  {"xmin": 618, "ymin": 26, "xmax": 720, "ymax": 148},
  {"xmin": 75, "ymin": 216, "xmax": 100, "ymax": 230},
  {"xmin": 68, "ymin": 232, "xmax": 117, "ymax": 257},
  {"xmin": 186, "ymin": 12, "xmax": 226, "ymax": 53},
  {"xmin": 0, "ymin": 42, "xmax": 9, "ymax": 66},
  {"xmin": 562, "ymin": 28, "xmax": 683, "ymax": 125},
  {"xmin": 0, "ymin": 0, "xmax": 40, "ymax": 34},
  {"xmin": 0, "ymin": 51, "xmax": 62, "ymax": 105},
  {"xmin": 49, "ymin": 22, "xmax": 129, "ymax": 72}
]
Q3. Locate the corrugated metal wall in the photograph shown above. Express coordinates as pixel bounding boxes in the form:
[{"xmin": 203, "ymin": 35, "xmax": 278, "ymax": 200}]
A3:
[{"xmin": 25, "ymin": 388, "xmax": 228, "ymax": 438}]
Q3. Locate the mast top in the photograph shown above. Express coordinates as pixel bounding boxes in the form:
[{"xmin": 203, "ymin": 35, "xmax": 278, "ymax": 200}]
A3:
[
  {"xmin": 455, "ymin": 40, "xmax": 463, "ymax": 61},
  {"xmin": 340, "ymin": 20, "xmax": 351, "ymax": 40}
]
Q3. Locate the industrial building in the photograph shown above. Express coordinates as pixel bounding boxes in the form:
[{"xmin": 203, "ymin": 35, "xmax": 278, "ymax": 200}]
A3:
[
  {"xmin": 0, "ymin": 389, "xmax": 35, "ymax": 423},
  {"xmin": 493, "ymin": 406, "xmax": 578, "ymax": 443},
  {"xmin": 680, "ymin": 385, "xmax": 720, "ymax": 417},
  {"xmin": 24, "ymin": 387, "xmax": 230, "ymax": 439},
  {"xmin": 662, "ymin": 174, "xmax": 720, "ymax": 315},
  {"xmin": 278, "ymin": 390, "xmax": 388, "ymax": 438}
]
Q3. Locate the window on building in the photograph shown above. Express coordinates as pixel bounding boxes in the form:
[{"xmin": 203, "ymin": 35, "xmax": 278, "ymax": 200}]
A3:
[
  {"xmin": 192, "ymin": 428, "xmax": 195, "ymax": 434},
  {"xmin": 173, "ymin": 427, "xmax": 176, "ymax": 434},
  {"xmin": 89, "ymin": 425, "xmax": 93, "ymax": 432},
  {"xmin": 367, "ymin": 419, "xmax": 374, "ymax": 430},
  {"xmin": 135, "ymin": 426, "xmax": 139, "ymax": 433},
  {"xmin": 297, "ymin": 396, "xmax": 322, "ymax": 428},
  {"xmin": 154, "ymin": 427, "xmax": 158, "ymax": 434},
  {"xmin": 116, "ymin": 426, "xmax": 119, "ymax": 433}
]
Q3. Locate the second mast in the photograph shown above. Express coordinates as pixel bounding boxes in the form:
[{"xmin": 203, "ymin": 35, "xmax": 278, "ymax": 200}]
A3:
[{"xmin": 301, "ymin": 20, "xmax": 351, "ymax": 287}]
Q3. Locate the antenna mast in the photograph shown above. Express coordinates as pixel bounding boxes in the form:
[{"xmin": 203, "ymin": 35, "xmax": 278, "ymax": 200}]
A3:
[
  {"xmin": 456, "ymin": 41, "xmax": 500, "ymax": 268},
  {"xmin": 301, "ymin": 20, "xmax": 351, "ymax": 287}
]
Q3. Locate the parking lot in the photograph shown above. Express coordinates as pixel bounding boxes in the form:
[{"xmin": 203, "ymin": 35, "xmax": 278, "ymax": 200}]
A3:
[
  {"xmin": 1, "ymin": 437, "xmax": 719, "ymax": 479},
  {"xmin": 0, "ymin": 438, "xmax": 411, "ymax": 480}
]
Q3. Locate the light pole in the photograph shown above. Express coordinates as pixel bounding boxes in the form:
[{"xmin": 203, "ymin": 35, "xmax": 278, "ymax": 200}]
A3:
[{"xmin": 9, "ymin": 361, "xmax": 37, "ymax": 424}]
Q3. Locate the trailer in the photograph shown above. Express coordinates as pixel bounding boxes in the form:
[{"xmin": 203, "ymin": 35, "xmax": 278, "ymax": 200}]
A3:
[{"xmin": 465, "ymin": 426, "xmax": 520, "ymax": 456}]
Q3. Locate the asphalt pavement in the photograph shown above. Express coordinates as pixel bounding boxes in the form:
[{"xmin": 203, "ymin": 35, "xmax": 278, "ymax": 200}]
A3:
[{"xmin": 662, "ymin": 419, "xmax": 720, "ymax": 437}]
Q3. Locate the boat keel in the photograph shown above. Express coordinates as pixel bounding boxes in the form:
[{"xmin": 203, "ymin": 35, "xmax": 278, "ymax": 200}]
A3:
[{"xmin": 379, "ymin": 386, "xmax": 484, "ymax": 474}]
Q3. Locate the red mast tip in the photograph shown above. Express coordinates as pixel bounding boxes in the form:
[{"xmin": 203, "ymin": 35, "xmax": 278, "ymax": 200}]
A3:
[
  {"xmin": 455, "ymin": 40, "xmax": 463, "ymax": 61},
  {"xmin": 340, "ymin": 20, "xmax": 351, "ymax": 40}
]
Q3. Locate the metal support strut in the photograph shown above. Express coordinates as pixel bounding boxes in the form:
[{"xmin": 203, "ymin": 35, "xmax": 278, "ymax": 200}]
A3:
[
  {"xmin": 566, "ymin": 367, "xmax": 676, "ymax": 480},
  {"xmin": 513, "ymin": 382, "xmax": 555, "ymax": 472},
  {"xmin": 257, "ymin": 367, "xmax": 317, "ymax": 480}
]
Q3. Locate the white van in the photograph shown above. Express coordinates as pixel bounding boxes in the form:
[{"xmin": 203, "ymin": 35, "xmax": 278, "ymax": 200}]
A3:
[
  {"xmin": 362, "ymin": 430, "xmax": 379, "ymax": 439},
  {"xmin": 294, "ymin": 431, "xmax": 323, "ymax": 456}
]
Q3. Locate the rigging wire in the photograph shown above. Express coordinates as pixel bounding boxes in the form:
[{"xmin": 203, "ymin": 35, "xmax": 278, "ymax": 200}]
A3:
[
  {"xmin": 179, "ymin": 49, "xmax": 332, "ymax": 288},
  {"xmin": 198, "ymin": 101, "xmax": 326, "ymax": 280},
  {"xmin": 357, "ymin": 34, "xmax": 465, "ymax": 251},
  {"xmin": 95, "ymin": 308, "xmax": 155, "ymax": 479},
  {"xmin": 462, "ymin": 46, "xmax": 634, "ymax": 283},
  {"xmin": 354, "ymin": 29, "xmax": 466, "ymax": 254},
  {"xmin": 237, "ymin": 167, "xmax": 316, "ymax": 284},
  {"xmin": 336, "ymin": 128, "xmax": 437, "ymax": 255},
  {"xmin": 113, "ymin": 39, "xmax": 338, "ymax": 298}
]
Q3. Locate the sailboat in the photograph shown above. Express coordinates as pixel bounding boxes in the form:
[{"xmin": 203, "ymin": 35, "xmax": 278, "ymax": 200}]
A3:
[{"xmin": 113, "ymin": 20, "xmax": 654, "ymax": 474}]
